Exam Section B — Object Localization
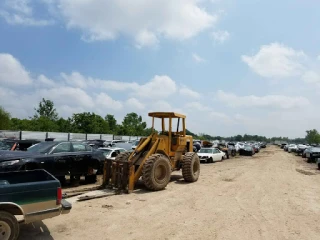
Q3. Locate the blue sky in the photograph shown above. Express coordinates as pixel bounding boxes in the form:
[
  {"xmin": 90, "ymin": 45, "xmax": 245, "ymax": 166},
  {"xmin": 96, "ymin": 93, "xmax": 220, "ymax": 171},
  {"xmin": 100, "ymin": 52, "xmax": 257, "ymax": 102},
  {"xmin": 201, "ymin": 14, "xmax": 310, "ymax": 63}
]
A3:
[{"xmin": 0, "ymin": 0, "xmax": 319, "ymax": 138}]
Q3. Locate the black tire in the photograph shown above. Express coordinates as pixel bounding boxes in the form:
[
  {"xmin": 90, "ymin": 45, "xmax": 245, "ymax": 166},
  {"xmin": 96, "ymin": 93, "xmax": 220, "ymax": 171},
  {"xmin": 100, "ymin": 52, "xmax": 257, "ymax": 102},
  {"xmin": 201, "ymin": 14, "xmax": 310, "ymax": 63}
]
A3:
[
  {"xmin": 0, "ymin": 211, "xmax": 20, "ymax": 240},
  {"xmin": 115, "ymin": 151, "xmax": 131, "ymax": 162},
  {"xmin": 318, "ymin": 164, "xmax": 320, "ymax": 170},
  {"xmin": 207, "ymin": 157, "xmax": 213, "ymax": 164},
  {"xmin": 85, "ymin": 174, "xmax": 97, "ymax": 184},
  {"xmin": 231, "ymin": 150, "xmax": 236, "ymax": 157},
  {"xmin": 142, "ymin": 154, "xmax": 171, "ymax": 191},
  {"xmin": 182, "ymin": 152, "xmax": 200, "ymax": 182},
  {"xmin": 307, "ymin": 158, "xmax": 311, "ymax": 163}
]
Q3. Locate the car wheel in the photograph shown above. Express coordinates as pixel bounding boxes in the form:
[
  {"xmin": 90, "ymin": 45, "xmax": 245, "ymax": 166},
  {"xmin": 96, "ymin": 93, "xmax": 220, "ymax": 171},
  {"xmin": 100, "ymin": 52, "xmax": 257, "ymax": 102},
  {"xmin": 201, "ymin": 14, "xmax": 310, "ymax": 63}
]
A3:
[{"xmin": 0, "ymin": 211, "xmax": 20, "ymax": 240}]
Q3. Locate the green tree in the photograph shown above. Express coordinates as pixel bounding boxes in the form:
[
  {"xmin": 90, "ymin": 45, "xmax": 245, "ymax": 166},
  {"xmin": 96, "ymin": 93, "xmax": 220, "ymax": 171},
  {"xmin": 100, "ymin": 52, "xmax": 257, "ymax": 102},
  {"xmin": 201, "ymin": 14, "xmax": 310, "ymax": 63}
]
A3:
[
  {"xmin": 142, "ymin": 127, "xmax": 154, "ymax": 136},
  {"xmin": 70, "ymin": 112, "xmax": 109, "ymax": 134},
  {"xmin": 56, "ymin": 117, "xmax": 73, "ymax": 132},
  {"xmin": 121, "ymin": 112, "xmax": 147, "ymax": 136},
  {"xmin": 305, "ymin": 129, "xmax": 320, "ymax": 144},
  {"xmin": 186, "ymin": 129, "xmax": 197, "ymax": 137},
  {"xmin": 0, "ymin": 106, "xmax": 11, "ymax": 130},
  {"xmin": 234, "ymin": 135, "xmax": 243, "ymax": 141},
  {"xmin": 33, "ymin": 98, "xmax": 59, "ymax": 121},
  {"xmin": 105, "ymin": 114, "xmax": 118, "ymax": 134},
  {"xmin": 10, "ymin": 118, "xmax": 33, "ymax": 131}
]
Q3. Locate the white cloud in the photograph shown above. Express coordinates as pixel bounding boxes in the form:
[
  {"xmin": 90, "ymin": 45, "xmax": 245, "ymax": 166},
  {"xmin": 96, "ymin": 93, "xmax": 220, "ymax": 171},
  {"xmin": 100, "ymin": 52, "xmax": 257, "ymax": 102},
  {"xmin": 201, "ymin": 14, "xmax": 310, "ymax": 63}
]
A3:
[
  {"xmin": 125, "ymin": 98, "xmax": 145, "ymax": 110},
  {"xmin": 0, "ymin": 0, "xmax": 54, "ymax": 26},
  {"xmin": 187, "ymin": 102, "xmax": 211, "ymax": 111},
  {"xmin": 38, "ymin": 87, "xmax": 95, "ymax": 108},
  {"xmin": 37, "ymin": 74, "xmax": 56, "ymax": 87},
  {"xmin": 5, "ymin": 0, "xmax": 32, "ymax": 15},
  {"xmin": 0, "ymin": 53, "xmax": 33, "ymax": 86},
  {"xmin": 192, "ymin": 53, "xmax": 206, "ymax": 63},
  {"xmin": 216, "ymin": 90, "xmax": 310, "ymax": 109},
  {"xmin": 96, "ymin": 93, "xmax": 123, "ymax": 110},
  {"xmin": 148, "ymin": 100, "xmax": 173, "ymax": 114},
  {"xmin": 242, "ymin": 43, "xmax": 306, "ymax": 78},
  {"xmin": 211, "ymin": 30, "xmax": 230, "ymax": 43},
  {"xmin": 61, "ymin": 72, "xmax": 89, "ymax": 88},
  {"xmin": 58, "ymin": 0, "xmax": 218, "ymax": 46},
  {"xmin": 301, "ymin": 71, "xmax": 320, "ymax": 84},
  {"xmin": 318, "ymin": 55, "xmax": 320, "ymax": 61},
  {"xmin": 2, "ymin": 53, "xmax": 319, "ymax": 138},
  {"xmin": 135, "ymin": 30, "xmax": 159, "ymax": 49},
  {"xmin": 179, "ymin": 86, "xmax": 201, "ymax": 98},
  {"xmin": 135, "ymin": 75, "xmax": 177, "ymax": 99},
  {"xmin": 209, "ymin": 111, "xmax": 234, "ymax": 124}
]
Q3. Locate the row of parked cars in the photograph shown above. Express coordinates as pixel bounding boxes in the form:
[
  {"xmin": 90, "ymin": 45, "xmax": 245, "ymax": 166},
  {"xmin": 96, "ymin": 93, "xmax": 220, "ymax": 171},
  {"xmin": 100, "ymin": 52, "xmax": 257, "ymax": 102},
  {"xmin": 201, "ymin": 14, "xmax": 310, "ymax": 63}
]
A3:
[
  {"xmin": 0, "ymin": 139, "xmax": 138, "ymax": 185},
  {"xmin": 193, "ymin": 141, "xmax": 267, "ymax": 163},
  {"xmin": 280, "ymin": 143, "xmax": 320, "ymax": 169}
]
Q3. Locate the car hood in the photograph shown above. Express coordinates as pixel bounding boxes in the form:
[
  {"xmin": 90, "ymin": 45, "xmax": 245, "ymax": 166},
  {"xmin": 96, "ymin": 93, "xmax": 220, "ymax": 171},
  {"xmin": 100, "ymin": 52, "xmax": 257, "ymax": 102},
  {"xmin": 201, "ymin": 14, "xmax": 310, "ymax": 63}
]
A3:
[
  {"xmin": 0, "ymin": 150, "xmax": 42, "ymax": 162},
  {"xmin": 197, "ymin": 153, "xmax": 213, "ymax": 156}
]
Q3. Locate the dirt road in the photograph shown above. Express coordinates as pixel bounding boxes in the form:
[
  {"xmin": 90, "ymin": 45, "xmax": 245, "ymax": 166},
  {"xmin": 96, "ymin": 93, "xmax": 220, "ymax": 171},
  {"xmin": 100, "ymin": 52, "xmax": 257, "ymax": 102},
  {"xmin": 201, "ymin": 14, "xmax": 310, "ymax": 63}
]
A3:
[{"xmin": 19, "ymin": 146, "xmax": 320, "ymax": 240}]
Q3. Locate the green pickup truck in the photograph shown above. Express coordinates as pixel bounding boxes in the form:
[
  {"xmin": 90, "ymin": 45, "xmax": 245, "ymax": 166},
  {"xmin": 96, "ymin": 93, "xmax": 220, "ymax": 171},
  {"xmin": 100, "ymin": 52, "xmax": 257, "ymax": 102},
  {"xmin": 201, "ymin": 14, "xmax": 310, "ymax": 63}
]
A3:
[{"xmin": 0, "ymin": 169, "xmax": 72, "ymax": 240}]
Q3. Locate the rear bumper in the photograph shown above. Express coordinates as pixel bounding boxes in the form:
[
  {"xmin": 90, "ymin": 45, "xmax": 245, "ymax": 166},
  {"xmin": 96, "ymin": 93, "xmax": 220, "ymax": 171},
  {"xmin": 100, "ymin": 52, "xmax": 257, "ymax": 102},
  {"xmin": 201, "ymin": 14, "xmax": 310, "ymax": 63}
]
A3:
[{"xmin": 24, "ymin": 199, "xmax": 72, "ymax": 224}]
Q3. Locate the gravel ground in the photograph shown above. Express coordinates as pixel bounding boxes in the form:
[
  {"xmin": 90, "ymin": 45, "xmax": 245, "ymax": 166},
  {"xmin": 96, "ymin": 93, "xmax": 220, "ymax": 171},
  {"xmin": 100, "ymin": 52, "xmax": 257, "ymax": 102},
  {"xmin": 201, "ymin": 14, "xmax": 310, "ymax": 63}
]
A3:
[{"xmin": 19, "ymin": 146, "xmax": 320, "ymax": 240}]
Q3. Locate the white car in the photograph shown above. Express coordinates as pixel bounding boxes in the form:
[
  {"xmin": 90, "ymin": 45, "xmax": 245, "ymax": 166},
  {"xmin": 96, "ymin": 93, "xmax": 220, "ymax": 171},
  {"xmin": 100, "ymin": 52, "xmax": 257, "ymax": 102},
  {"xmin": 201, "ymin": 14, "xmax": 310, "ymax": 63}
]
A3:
[
  {"xmin": 131, "ymin": 140, "xmax": 140, "ymax": 150},
  {"xmin": 98, "ymin": 147, "xmax": 127, "ymax": 160},
  {"xmin": 197, "ymin": 147, "xmax": 226, "ymax": 163},
  {"xmin": 287, "ymin": 144, "xmax": 298, "ymax": 153}
]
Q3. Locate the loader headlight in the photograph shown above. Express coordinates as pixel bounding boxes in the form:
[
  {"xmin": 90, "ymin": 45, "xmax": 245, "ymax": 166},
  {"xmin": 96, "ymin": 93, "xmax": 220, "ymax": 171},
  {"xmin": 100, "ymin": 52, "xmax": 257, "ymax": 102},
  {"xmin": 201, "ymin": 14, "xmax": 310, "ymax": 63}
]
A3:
[{"xmin": 0, "ymin": 160, "xmax": 20, "ymax": 166}]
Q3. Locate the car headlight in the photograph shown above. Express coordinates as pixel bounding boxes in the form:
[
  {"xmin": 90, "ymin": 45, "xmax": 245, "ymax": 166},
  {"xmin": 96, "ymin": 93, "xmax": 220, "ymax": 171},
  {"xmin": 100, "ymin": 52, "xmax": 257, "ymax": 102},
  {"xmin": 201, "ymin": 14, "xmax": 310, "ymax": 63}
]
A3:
[{"xmin": 0, "ymin": 160, "xmax": 20, "ymax": 167}]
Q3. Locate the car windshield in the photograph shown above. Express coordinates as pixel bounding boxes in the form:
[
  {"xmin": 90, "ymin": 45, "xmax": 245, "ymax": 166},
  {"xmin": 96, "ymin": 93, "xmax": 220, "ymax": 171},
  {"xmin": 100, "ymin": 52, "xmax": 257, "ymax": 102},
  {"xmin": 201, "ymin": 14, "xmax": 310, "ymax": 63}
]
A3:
[
  {"xmin": 133, "ymin": 140, "xmax": 140, "ymax": 146},
  {"xmin": 244, "ymin": 145, "xmax": 252, "ymax": 150},
  {"xmin": 98, "ymin": 149, "xmax": 112, "ymax": 156},
  {"xmin": 27, "ymin": 142, "xmax": 57, "ymax": 153},
  {"xmin": 0, "ymin": 141, "xmax": 13, "ymax": 150},
  {"xmin": 199, "ymin": 148, "xmax": 213, "ymax": 153}
]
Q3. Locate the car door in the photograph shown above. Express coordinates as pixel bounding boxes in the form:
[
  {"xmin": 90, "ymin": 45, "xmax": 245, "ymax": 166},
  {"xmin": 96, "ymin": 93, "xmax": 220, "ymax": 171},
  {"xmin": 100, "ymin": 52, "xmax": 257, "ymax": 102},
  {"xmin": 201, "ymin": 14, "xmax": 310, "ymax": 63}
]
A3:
[
  {"xmin": 71, "ymin": 142, "xmax": 93, "ymax": 175},
  {"xmin": 50, "ymin": 142, "xmax": 72, "ymax": 176},
  {"xmin": 212, "ymin": 149, "xmax": 220, "ymax": 161}
]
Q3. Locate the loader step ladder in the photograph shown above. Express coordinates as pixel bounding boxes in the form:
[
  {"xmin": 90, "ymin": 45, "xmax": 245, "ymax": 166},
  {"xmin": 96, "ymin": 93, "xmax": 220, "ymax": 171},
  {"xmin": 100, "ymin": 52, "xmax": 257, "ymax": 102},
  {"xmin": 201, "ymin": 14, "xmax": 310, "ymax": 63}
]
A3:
[{"xmin": 104, "ymin": 159, "xmax": 130, "ymax": 194}]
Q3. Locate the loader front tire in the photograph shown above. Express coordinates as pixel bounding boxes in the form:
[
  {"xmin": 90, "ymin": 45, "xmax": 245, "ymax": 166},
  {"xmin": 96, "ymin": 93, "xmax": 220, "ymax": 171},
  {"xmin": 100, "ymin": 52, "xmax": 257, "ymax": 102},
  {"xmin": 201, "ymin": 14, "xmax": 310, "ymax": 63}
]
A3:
[
  {"xmin": 142, "ymin": 154, "xmax": 171, "ymax": 191},
  {"xmin": 182, "ymin": 152, "xmax": 200, "ymax": 182},
  {"xmin": 115, "ymin": 151, "xmax": 131, "ymax": 162}
]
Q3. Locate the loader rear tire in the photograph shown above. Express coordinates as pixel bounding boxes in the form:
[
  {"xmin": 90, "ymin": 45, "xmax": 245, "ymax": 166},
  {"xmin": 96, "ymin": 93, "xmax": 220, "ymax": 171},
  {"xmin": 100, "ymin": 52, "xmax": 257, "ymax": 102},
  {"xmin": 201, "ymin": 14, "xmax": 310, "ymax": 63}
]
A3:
[
  {"xmin": 115, "ymin": 151, "xmax": 131, "ymax": 162},
  {"xmin": 182, "ymin": 152, "xmax": 200, "ymax": 182},
  {"xmin": 142, "ymin": 154, "xmax": 171, "ymax": 191}
]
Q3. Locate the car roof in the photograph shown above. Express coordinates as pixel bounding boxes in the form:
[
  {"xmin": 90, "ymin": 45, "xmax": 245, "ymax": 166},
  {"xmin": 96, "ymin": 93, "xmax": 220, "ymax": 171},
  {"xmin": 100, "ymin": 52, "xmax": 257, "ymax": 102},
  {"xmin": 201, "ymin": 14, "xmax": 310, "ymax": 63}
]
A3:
[{"xmin": 98, "ymin": 147, "xmax": 125, "ymax": 150}]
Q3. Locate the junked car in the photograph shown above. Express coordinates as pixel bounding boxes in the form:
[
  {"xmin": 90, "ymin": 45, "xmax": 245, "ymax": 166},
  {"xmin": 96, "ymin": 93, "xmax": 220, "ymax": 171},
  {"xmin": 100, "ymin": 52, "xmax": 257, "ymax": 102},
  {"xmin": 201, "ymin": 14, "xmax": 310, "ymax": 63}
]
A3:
[
  {"xmin": 0, "ymin": 169, "xmax": 72, "ymax": 240},
  {"xmin": 0, "ymin": 141, "xmax": 105, "ymax": 183},
  {"xmin": 305, "ymin": 147, "xmax": 320, "ymax": 163},
  {"xmin": 97, "ymin": 147, "xmax": 127, "ymax": 160},
  {"xmin": 239, "ymin": 145, "xmax": 255, "ymax": 156},
  {"xmin": 197, "ymin": 147, "xmax": 226, "ymax": 163},
  {"xmin": 287, "ymin": 144, "xmax": 298, "ymax": 153}
]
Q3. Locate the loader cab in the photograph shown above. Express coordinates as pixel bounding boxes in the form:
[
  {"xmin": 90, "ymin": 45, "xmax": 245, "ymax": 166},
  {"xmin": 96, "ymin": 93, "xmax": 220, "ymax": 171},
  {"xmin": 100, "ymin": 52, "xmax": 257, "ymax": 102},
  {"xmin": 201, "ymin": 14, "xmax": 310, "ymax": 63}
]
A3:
[{"xmin": 148, "ymin": 112, "xmax": 192, "ymax": 157}]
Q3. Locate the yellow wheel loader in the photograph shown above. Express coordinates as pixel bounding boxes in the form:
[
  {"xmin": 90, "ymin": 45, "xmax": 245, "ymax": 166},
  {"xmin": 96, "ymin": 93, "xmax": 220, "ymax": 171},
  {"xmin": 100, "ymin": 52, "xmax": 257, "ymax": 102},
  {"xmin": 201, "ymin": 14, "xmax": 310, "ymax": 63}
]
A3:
[{"xmin": 102, "ymin": 112, "xmax": 200, "ymax": 193}]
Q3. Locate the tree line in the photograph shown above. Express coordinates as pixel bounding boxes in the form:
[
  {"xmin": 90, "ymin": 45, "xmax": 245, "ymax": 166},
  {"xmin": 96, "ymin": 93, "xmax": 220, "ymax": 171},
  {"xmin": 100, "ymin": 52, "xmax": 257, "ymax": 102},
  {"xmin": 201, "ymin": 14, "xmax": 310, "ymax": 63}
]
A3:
[
  {"xmin": 0, "ymin": 98, "xmax": 319, "ymax": 144},
  {"xmin": 0, "ymin": 99, "xmax": 152, "ymax": 136}
]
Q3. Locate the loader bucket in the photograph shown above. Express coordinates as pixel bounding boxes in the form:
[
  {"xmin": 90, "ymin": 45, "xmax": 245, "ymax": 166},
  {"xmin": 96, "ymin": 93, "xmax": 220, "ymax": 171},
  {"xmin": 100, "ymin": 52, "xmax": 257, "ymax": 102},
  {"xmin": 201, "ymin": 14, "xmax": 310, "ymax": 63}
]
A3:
[{"xmin": 103, "ymin": 159, "xmax": 130, "ymax": 194}]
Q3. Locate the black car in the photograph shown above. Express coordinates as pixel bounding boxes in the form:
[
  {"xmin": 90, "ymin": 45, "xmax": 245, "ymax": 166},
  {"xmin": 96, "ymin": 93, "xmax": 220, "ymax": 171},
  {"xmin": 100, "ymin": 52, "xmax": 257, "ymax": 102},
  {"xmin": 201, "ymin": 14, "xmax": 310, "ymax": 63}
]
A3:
[
  {"xmin": 239, "ymin": 145, "xmax": 254, "ymax": 156},
  {"xmin": 0, "ymin": 141, "xmax": 105, "ymax": 183},
  {"xmin": 0, "ymin": 139, "xmax": 40, "ymax": 151},
  {"xmin": 305, "ymin": 147, "xmax": 320, "ymax": 163}
]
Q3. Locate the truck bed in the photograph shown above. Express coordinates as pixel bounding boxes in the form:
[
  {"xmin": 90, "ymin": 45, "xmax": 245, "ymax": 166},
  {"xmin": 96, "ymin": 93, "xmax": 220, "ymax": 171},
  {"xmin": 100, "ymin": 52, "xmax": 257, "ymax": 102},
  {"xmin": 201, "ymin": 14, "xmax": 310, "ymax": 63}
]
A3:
[
  {"xmin": 0, "ymin": 170, "xmax": 60, "ymax": 205},
  {"xmin": 0, "ymin": 169, "xmax": 56, "ymax": 185}
]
